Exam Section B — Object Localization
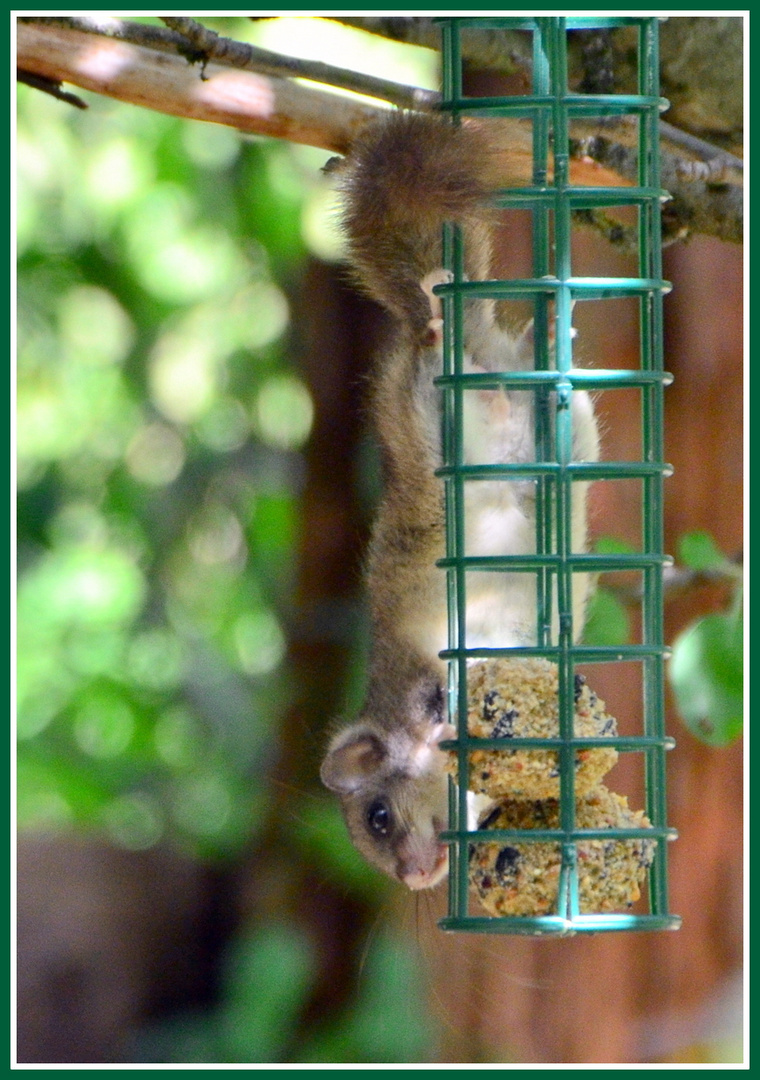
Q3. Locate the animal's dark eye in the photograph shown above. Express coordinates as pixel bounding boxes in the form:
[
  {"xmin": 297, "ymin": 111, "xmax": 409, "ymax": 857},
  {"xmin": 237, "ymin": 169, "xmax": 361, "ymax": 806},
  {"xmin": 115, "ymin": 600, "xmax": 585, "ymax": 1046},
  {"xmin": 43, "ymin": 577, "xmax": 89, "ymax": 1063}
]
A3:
[
  {"xmin": 366, "ymin": 799, "xmax": 391, "ymax": 837},
  {"xmin": 426, "ymin": 682, "xmax": 444, "ymax": 722}
]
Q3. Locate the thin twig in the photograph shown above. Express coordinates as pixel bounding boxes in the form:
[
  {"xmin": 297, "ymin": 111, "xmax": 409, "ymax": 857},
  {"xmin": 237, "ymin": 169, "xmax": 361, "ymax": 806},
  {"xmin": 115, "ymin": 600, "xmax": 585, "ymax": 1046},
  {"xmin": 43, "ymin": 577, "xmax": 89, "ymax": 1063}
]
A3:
[
  {"xmin": 571, "ymin": 208, "xmax": 638, "ymax": 252},
  {"xmin": 658, "ymin": 119, "xmax": 743, "ymax": 179},
  {"xmin": 17, "ymin": 68, "xmax": 87, "ymax": 109},
  {"xmin": 160, "ymin": 15, "xmax": 441, "ymax": 109},
  {"xmin": 605, "ymin": 557, "xmax": 742, "ymax": 605},
  {"xmin": 326, "ymin": 16, "xmax": 533, "ymax": 78}
]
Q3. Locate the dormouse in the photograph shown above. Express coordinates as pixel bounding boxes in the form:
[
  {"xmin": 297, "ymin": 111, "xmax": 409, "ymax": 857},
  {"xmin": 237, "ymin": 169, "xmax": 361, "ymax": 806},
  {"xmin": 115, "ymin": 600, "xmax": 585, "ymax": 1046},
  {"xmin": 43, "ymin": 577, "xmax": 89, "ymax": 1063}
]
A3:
[{"xmin": 320, "ymin": 112, "xmax": 600, "ymax": 889}]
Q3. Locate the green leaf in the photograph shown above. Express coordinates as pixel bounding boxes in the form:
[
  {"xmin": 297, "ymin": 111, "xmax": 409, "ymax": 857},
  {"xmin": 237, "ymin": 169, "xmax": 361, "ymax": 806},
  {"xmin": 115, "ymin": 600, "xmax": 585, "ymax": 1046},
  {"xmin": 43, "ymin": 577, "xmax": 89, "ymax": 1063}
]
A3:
[
  {"xmin": 668, "ymin": 611, "xmax": 743, "ymax": 746},
  {"xmin": 220, "ymin": 923, "xmax": 315, "ymax": 1062},
  {"xmin": 582, "ymin": 587, "xmax": 631, "ymax": 647},
  {"xmin": 678, "ymin": 530, "xmax": 726, "ymax": 571}
]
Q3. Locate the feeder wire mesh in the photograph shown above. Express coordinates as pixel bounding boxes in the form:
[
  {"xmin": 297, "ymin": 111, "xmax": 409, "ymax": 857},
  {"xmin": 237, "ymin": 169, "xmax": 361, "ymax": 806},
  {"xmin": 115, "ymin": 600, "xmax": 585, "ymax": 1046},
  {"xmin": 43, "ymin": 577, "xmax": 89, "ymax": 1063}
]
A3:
[{"xmin": 433, "ymin": 16, "xmax": 681, "ymax": 934}]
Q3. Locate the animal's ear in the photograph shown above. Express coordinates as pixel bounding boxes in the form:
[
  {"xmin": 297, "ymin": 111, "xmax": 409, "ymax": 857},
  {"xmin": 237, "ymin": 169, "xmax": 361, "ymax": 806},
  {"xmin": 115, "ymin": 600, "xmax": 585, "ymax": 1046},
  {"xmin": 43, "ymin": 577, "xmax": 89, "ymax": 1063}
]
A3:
[{"xmin": 320, "ymin": 726, "xmax": 387, "ymax": 794}]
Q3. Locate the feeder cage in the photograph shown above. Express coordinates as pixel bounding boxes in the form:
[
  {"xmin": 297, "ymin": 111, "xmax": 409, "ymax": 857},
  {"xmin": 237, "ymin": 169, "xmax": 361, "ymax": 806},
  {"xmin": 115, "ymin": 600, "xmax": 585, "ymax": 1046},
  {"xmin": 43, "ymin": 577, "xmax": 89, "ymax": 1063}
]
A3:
[{"xmin": 434, "ymin": 16, "xmax": 681, "ymax": 934}]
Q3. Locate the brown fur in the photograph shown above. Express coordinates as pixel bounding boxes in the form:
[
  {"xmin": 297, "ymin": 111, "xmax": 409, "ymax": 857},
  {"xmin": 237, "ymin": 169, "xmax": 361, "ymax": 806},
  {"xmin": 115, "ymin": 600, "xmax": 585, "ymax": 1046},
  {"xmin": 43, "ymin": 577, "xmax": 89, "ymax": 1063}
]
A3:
[
  {"xmin": 337, "ymin": 111, "xmax": 527, "ymax": 339},
  {"xmin": 320, "ymin": 111, "xmax": 599, "ymax": 890}
]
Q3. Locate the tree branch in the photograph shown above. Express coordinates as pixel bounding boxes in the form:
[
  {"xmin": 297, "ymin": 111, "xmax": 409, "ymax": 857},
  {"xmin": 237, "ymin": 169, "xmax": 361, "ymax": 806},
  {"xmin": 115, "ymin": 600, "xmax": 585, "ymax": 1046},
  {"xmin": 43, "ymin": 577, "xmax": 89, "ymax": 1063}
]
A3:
[
  {"xmin": 16, "ymin": 19, "xmax": 381, "ymax": 154},
  {"xmin": 16, "ymin": 17, "xmax": 743, "ymax": 244},
  {"xmin": 19, "ymin": 14, "xmax": 197, "ymax": 54},
  {"xmin": 159, "ymin": 15, "xmax": 440, "ymax": 110},
  {"xmin": 326, "ymin": 17, "xmax": 533, "ymax": 78},
  {"xmin": 21, "ymin": 15, "xmax": 439, "ymax": 110},
  {"xmin": 570, "ymin": 117, "xmax": 743, "ymax": 245},
  {"xmin": 328, "ymin": 16, "xmax": 744, "ymax": 149},
  {"xmin": 606, "ymin": 558, "xmax": 742, "ymax": 606},
  {"xmin": 327, "ymin": 14, "xmax": 744, "ymax": 244}
]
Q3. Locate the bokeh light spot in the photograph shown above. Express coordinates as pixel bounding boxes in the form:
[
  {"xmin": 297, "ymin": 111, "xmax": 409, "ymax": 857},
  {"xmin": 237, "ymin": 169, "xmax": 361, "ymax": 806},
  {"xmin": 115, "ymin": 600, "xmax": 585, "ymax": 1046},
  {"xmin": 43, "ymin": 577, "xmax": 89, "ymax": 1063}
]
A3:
[
  {"xmin": 234, "ymin": 609, "xmax": 287, "ymax": 676},
  {"xmin": 73, "ymin": 692, "xmax": 135, "ymax": 759},
  {"xmin": 254, "ymin": 374, "xmax": 313, "ymax": 450},
  {"xmin": 126, "ymin": 422, "xmax": 186, "ymax": 486}
]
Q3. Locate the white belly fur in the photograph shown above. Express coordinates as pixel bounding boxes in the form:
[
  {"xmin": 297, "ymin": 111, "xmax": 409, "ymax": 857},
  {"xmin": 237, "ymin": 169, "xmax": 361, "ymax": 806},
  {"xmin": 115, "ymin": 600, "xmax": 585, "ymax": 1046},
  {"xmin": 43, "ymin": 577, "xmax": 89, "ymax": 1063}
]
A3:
[{"xmin": 461, "ymin": 381, "xmax": 598, "ymax": 648}]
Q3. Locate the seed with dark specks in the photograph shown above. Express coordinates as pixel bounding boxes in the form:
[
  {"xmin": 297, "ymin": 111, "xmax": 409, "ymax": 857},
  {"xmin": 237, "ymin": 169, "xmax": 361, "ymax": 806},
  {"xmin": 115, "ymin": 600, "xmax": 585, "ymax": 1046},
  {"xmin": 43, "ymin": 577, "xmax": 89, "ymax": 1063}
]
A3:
[
  {"xmin": 492, "ymin": 708, "xmax": 518, "ymax": 738},
  {"xmin": 482, "ymin": 689, "xmax": 500, "ymax": 722},
  {"xmin": 495, "ymin": 846, "xmax": 521, "ymax": 876}
]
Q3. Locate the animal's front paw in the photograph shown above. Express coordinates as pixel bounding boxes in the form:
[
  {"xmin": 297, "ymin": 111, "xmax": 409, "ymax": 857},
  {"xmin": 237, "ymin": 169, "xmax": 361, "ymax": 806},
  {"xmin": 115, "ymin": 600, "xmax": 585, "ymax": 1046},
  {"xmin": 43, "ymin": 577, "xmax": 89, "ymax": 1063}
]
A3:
[
  {"xmin": 420, "ymin": 269, "xmax": 454, "ymax": 318},
  {"xmin": 419, "ymin": 270, "xmax": 454, "ymax": 347}
]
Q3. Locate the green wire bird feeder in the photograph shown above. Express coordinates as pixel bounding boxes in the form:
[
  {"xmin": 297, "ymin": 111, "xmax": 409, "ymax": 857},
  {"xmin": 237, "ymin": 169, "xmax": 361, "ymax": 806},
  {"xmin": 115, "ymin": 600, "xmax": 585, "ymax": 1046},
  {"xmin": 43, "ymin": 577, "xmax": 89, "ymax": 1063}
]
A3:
[{"xmin": 434, "ymin": 17, "xmax": 681, "ymax": 935}]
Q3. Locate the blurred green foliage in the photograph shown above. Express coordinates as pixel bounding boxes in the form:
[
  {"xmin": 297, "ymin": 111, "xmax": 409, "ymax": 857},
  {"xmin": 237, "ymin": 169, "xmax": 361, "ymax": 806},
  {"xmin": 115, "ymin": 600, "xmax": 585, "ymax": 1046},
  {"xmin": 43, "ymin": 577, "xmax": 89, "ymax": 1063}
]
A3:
[
  {"xmin": 668, "ymin": 531, "xmax": 743, "ymax": 747},
  {"xmin": 582, "ymin": 536, "xmax": 637, "ymax": 648},
  {"xmin": 583, "ymin": 533, "xmax": 743, "ymax": 747},
  {"xmin": 16, "ymin": 16, "xmax": 441, "ymax": 1065},
  {"xmin": 16, "ymin": 74, "xmax": 323, "ymax": 858},
  {"xmin": 133, "ymin": 924, "xmax": 436, "ymax": 1063}
]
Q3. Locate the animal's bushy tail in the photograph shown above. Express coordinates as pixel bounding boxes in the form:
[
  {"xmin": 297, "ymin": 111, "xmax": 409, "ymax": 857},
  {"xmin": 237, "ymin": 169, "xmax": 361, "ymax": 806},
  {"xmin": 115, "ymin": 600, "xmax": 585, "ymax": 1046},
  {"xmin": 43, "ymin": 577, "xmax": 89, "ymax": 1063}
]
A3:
[{"xmin": 337, "ymin": 111, "xmax": 529, "ymax": 340}]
